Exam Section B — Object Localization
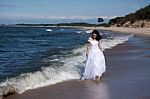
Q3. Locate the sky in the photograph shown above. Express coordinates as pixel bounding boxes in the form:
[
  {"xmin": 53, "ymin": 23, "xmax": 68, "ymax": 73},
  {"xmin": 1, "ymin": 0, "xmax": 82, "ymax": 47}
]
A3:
[{"xmin": 0, "ymin": 0, "xmax": 150, "ymax": 24}]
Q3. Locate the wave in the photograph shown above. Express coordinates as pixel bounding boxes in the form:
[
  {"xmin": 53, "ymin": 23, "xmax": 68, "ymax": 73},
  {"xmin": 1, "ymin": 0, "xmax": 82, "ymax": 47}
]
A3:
[
  {"xmin": 76, "ymin": 31, "xmax": 83, "ymax": 34},
  {"xmin": 0, "ymin": 34, "xmax": 133, "ymax": 98},
  {"xmin": 46, "ymin": 29, "xmax": 52, "ymax": 32},
  {"xmin": 85, "ymin": 30, "xmax": 93, "ymax": 33}
]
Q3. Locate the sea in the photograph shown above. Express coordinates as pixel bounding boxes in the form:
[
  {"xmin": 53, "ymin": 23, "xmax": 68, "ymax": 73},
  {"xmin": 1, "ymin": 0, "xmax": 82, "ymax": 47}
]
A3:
[{"xmin": 0, "ymin": 26, "xmax": 133, "ymax": 97}]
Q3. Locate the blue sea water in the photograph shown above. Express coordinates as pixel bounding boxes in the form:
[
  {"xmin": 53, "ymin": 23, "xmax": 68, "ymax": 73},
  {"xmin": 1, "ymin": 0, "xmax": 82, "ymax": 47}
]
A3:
[
  {"xmin": 0, "ymin": 27, "xmax": 89, "ymax": 81},
  {"xmin": 0, "ymin": 26, "xmax": 132, "ymax": 97}
]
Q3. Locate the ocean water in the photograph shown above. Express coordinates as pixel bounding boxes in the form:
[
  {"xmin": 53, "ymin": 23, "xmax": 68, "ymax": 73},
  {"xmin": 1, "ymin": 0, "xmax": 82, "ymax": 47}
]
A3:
[{"xmin": 0, "ymin": 26, "xmax": 133, "ymax": 97}]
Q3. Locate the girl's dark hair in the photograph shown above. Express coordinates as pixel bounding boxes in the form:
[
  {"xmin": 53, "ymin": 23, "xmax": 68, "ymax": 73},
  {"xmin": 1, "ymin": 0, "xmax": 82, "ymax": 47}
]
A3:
[{"xmin": 92, "ymin": 30, "xmax": 102, "ymax": 41}]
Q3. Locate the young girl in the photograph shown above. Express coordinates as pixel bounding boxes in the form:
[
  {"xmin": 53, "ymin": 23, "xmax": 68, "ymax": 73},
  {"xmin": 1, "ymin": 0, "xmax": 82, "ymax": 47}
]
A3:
[{"xmin": 81, "ymin": 30, "xmax": 106, "ymax": 81}]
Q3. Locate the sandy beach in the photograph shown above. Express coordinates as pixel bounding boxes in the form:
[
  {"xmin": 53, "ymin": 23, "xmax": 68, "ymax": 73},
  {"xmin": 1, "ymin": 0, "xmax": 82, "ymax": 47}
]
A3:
[
  {"xmin": 3, "ymin": 31, "xmax": 150, "ymax": 99},
  {"xmin": 83, "ymin": 27, "xmax": 150, "ymax": 37},
  {"xmin": 1, "ymin": 0, "xmax": 150, "ymax": 99}
]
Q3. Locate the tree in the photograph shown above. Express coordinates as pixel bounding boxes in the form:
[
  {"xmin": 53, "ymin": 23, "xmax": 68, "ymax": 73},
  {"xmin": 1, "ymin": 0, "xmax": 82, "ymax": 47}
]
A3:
[
  {"xmin": 98, "ymin": 18, "xmax": 104, "ymax": 24},
  {"xmin": 108, "ymin": 4, "xmax": 150, "ymax": 26}
]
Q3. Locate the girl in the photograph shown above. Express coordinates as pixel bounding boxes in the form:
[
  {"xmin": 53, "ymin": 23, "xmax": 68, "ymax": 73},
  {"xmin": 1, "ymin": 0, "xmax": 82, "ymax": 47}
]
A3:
[{"xmin": 81, "ymin": 30, "xmax": 106, "ymax": 81}]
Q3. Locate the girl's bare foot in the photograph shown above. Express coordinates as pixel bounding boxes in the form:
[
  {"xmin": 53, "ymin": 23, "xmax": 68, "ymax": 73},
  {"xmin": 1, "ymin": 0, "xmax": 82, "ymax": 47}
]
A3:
[
  {"xmin": 95, "ymin": 75, "xmax": 99, "ymax": 79},
  {"xmin": 95, "ymin": 75, "xmax": 100, "ymax": 83}
]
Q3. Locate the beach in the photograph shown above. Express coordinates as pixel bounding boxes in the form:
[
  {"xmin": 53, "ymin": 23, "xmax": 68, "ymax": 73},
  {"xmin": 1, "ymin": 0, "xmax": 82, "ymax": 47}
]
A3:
[
  {"xmin": 1, "ymin": 0, "xmax": 150, "ymax": 99},
  {"xmin": 3, "ymin": 29, "xmax": 150, "ymax": 99},
  {"xmin": 83, "ymin": 27, "xmax": 150, "ymax": 37}
]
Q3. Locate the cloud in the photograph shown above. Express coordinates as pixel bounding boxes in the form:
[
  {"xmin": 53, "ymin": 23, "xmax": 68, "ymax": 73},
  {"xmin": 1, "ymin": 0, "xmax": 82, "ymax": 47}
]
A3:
[
  {"xmin": 0, "ymin": 13, "xmax": 118, "ymax": 24},
  {"xmin": 0, "ymin": 13, "xmax": 117, "ymax": 20}
]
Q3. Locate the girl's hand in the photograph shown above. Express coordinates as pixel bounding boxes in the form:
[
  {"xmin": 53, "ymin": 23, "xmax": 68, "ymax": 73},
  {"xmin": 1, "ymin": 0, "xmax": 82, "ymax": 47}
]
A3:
[{"xmin": 86, "ymin": 54, "xmax": 88, "ymax": 60}]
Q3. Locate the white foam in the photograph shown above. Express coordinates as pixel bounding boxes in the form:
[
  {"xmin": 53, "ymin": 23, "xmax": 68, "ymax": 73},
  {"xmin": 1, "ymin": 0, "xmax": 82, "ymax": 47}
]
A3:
[
  {"xmin": 85, "ymin": 30, "xmax": 93, "ymax": 33},
  {"xmin": 100, "ymin": 34, "xmax": 133, "ymax": 50},
  {"xmin": 0, "ymin": 66, "xmax": 78, "ymax": 96},
  {"xmin": 46, "ymin": 29, "xmax": 52, "ymax": 32},
  {"xmin": 76, "ymin": 31, "xmax": 83, "ymax": 34},
  {"xmin": 0, "ymin": 34, "xmax": 133, "ymax": 98}
]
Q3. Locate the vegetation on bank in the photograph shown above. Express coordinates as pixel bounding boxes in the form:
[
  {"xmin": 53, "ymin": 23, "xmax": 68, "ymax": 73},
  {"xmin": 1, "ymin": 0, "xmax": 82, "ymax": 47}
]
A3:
[
  {"xmin": 11, "ymin": 22, "xmax": 109, "ymax": 27},
  {"xmin": 15, "ymin": 22, "xmax": 96, "ymax": 27},
  {"xmin": 109, "ymin": 4, "xmax": 150, "ymax": 27}
]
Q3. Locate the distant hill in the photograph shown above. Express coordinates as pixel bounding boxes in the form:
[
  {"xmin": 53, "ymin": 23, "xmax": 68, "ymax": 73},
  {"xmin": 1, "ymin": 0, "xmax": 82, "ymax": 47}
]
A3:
[
  {"xmin": 109, "ymin": 4, "xmax": 150, "ymax": 28},
  {"xmin": 14, "ymin": 22, "xmax": 97, "ymax": 27}
]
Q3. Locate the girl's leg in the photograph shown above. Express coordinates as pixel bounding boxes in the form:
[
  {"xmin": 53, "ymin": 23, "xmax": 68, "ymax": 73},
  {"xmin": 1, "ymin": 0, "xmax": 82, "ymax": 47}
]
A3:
[{"xmin": 95, "ymin": 75, "xmax": 100, "ymax": 80}]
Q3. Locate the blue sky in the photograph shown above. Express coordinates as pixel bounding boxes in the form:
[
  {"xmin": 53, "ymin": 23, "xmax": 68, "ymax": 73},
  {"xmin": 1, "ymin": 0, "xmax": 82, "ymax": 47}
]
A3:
[{"xmin": 0, "ymin": 0, "xmax": 150, "ymax": 24}]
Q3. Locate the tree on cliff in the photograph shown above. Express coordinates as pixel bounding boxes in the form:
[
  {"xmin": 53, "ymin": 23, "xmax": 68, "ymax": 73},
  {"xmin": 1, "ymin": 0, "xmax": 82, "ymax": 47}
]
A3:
[
  {"xmin": 98, "ymin": 18, "xmax": 104, "ymax": 24},
  {"xmin": 108, "ymin": 4, "xmax": 150, "ymax": 26}
]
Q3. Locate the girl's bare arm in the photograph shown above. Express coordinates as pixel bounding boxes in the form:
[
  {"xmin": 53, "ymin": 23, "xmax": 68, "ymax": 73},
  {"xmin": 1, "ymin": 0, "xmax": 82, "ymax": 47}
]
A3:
[{"xmin": 86, "ymin": 43, "xmax": 90, "ymax": 60}]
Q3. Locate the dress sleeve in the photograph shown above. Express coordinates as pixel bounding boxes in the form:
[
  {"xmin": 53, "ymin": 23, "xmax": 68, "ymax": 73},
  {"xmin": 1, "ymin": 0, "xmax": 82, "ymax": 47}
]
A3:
[{"xmin": 88, "ymin": 37, "xmax": 92, "ymax": 42}]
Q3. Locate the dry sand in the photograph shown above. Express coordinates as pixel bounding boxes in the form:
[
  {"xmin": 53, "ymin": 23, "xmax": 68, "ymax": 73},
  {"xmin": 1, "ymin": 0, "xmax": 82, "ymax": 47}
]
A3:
[{"xmin": 83, "ymin": 27, "xmax": 150, "ymax": 37}]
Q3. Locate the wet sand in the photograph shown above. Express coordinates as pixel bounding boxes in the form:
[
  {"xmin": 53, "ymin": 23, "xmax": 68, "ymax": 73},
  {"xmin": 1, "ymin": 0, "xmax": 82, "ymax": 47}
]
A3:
[{"xmin": 3, "ymin": 35, "xmax": 150, "ymax": 99}]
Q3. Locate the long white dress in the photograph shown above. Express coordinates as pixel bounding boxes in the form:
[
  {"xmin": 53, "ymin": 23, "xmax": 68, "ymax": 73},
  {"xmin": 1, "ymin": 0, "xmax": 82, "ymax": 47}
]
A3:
[{"xmin": 82, "ymin": 37, "xmax": 106, "ymax": 80}]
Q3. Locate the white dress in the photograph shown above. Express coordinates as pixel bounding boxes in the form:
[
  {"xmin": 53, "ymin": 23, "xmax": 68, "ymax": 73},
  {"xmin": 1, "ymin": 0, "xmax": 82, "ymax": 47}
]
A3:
[{"xmin": 82, "ymin": 38, "xmax": 106, "ymax": 80}]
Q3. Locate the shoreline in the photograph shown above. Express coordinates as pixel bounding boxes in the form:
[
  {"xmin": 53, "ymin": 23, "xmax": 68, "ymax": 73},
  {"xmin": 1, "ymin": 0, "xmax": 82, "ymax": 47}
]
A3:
[
  {"xmin": 3, "ymin": 32, "xmax": 150, "ymax": 99},
  {"xmin": 1, "ymin": 25, "xmax": 150, "ymax": 37},
  {"xmin": 82, "ymin": 26, "xmax": 150, "ymax": 37}
]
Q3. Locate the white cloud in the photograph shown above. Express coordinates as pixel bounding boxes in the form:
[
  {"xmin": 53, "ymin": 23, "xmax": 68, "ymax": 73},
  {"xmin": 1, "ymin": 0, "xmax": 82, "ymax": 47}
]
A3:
[{"xmin": 0, "ymin": 13, "xmax": 118, "ymax": 20}]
